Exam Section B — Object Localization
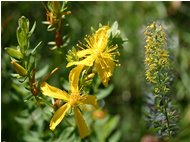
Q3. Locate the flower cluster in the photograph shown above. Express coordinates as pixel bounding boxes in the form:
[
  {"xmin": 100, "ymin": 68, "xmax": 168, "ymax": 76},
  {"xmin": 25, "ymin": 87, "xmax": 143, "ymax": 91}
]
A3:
[
  {"xmin": 144, "ymin": 22, "xmax": 170, "ymax": 86},
  {"xmin": 40, "ymin": 25, "xmax": 121, "ymax": 138}
]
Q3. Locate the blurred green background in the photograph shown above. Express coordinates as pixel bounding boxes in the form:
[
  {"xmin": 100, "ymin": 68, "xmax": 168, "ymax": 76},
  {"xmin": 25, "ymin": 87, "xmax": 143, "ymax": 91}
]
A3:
[{"xmin": 1, "ymin": 1, "xmax": 190, "ymax": 142}]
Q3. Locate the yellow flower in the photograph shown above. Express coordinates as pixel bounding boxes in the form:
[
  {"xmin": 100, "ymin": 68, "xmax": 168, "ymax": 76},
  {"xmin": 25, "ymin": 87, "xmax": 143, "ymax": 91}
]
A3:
[
  {"xmin": 40, "ymin": 65, "xmax": 97, "ymax": 138},
  {"xmin": 66, "ymin": 26, "xmax": 120, "ymax": 86}
]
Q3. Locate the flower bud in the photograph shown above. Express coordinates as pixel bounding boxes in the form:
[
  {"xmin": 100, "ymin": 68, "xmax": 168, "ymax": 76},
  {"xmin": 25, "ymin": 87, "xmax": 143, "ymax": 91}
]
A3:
[
  {"xmin": 85, "ymin": 73, "xmax": 95, "ymax": 80},
  {"xmin": 5, "ymin": 47, "xmax": 23, "ymax": 60},
  {"xmin": 52, "ymin": 2, "xmax": 61, "ymax": 13},
  {"xmin": 11, "ymin": 61, "xmax": 28, "ymax": 76}
]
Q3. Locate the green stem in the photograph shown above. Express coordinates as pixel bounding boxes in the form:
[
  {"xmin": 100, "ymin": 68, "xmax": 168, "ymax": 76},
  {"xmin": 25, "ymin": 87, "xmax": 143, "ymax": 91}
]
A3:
[
  {"xmin": 163, "ymin": 99, "xmax": 171, "ymax": 137},
  {"xmin": 157, "ymin": 67, "xmax": 171, "ymax": 137}
]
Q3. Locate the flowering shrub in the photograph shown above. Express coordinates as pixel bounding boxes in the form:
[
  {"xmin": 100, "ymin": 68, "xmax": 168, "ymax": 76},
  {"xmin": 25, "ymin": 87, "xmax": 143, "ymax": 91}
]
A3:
[{"xmin": 2, "ymin": 1, "xmax": 190, "ymax": 142}]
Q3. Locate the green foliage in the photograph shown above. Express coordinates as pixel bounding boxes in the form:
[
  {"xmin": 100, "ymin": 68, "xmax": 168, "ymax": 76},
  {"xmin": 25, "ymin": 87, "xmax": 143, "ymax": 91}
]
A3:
[
  {"xmin": 2, "ymin": 1, "xmax": 190, "ymax": 142},
  {"xmin": 94, "ymin": 115, "xmax": 121, "ymax": 142}
]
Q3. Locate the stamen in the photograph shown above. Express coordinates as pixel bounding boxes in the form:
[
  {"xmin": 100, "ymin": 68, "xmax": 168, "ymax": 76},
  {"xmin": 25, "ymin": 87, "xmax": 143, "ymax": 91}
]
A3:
[
  {"xmin": 77, "ymin": 42, "xmax": 85, "ymax": 50},
  {"xmin": 101, "ymin": 57, "xmax": 109, "ymax": 68},
  {"xmin": 69, "ymin": 92, "xmax": 81, "ymax": 106},
  {"xmin": 107, "ymin": 46, "xmax": 118, "ymax": 53},
  {"xmin": 97, "ymin": 58, "xmax": 105, "ymax": 69}
]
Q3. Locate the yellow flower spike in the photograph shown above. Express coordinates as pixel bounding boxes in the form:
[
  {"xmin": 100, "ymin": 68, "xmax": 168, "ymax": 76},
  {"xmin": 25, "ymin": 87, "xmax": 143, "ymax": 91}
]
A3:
[
  {"xmin": 74, "ymin": 107, "xmax": 90, "ymax": 138},
  {"xmin": 40, "ymin": 65, "xmax": 97, "ymax": 138},
  {"xmin": 144, "ymin": 22, "xmax": 169, "ymax": 84},
  {"xmin": 66, "ymin": 26, "xmax": 120, "ymax": 86},
  {"xmin": 11, "ymin": 61, "xmax": 28, "ymax": 76}
]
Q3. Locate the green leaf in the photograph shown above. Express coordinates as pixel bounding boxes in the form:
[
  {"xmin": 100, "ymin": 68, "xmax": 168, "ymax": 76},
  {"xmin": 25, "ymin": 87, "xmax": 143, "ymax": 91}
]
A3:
[
  {"xmin": 35, "ymin": 64, "xmax": 49, "ymax": 79},
  {"xmin": 17, "ymin": 27, "xmax": 28, "ymax": 53},
  {"xmin": 61, "ymin": 1, "xmax": 68, "ymax": 11},
  {"xmin": 5, "ymin": 47, "xmax": 23, "ymax": 60},
  {"xmin": 103, "ymin": 115, "xmax": 120, "ymax": 139},
  {"xmin": 16, "ymin": 16, "xmax": 30, "ymax": 52},
  {"xmin": 23, "ymin": 131, "xmax": 44, "ymax": 142},
  {"xmin": 108, "ymin": 131, "xmax": 121, "ymax": 142},
  {"xmin": 24, "ymin": 94, "xmax": 34, "ymax": 102},
  {"xmin": 96, "ymin": 84, "xmax": 114, "ymax": 100},
  {"xmin": 55, "ymin": 127, "xmax": 75, "ymax": 142},
  {"xmin": 18, "ymin": 16, "xmax": 29, "ymax": 34},
  {"xmin": 28, "ymin": 21, "xmax": 36, "ymax": 37},
  {"xmin": 15, "ymin": 116, "xmax": 31, "ymax": 125},
  {"xmin": 31, "ymin": 41, "xmax": 42, "ymax": 54},
  {"xmin": 110, "ymin": 21, "xmax": 120, "ymax": 37}
]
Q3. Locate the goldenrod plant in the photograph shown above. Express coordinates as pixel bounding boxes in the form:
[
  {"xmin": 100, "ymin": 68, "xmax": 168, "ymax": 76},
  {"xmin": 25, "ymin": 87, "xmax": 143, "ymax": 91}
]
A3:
[{"xmin": 144, "ymin": 22, "xmax": 179, "ymax": 139}]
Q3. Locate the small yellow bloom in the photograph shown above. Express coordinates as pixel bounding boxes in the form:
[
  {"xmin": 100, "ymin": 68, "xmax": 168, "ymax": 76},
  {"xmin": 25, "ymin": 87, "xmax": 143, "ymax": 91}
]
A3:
[
  {"xmin": 66, "ymin": 26, "xmax": 119, "ymax": 86},
  {"xmin": 40, "ymin": 65, "xmax": 97, "ymax": 138}
]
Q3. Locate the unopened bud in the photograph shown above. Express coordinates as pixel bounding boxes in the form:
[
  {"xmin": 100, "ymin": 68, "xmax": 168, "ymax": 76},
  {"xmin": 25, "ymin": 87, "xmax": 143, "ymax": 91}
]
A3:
[
  {"xmin": 85, "ymin": 73, "xmax": 95, "ymax": 80},
  {"xmin": 5, "ymin": 47, "xmax": 23, "ymax": 60},
  {"xmin": 52, "ymin": 2, "xmax": 61, "ymax": 13},
  {"xmin": 11, "ymin": 61, "xmax": 27, "ymax": 76}
]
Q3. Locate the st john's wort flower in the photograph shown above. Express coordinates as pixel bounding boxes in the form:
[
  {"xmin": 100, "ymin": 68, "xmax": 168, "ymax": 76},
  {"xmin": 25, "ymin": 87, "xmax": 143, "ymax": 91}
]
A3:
[
  {"xmin": 66, "ymin": 26, "xmax": 120, "ymax": 86},
  {"xmin": 40, "ymin": 65, "xmax": 97, "ymax": 138}
]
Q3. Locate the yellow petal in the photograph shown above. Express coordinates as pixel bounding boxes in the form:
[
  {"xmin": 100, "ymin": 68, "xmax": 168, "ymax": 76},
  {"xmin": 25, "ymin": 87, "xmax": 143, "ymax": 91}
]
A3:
[
  {"xmin": 69, "ymin": 65, "xmax": 84, "ymax": 93},
  {"xmin": 80, "ymin": 95, "xmax": 97, "ymax": 108},
  {"xmin": 66, "ymin": 26, "xmax": 109, "ymax": 68},
  {"xmin": 77, "ymin": 49, "xmax": 92, "ymax": 58},
  {"xmin": 66, "ymin": 55, "xmax": 94, "ymax": 68},
  {"xmin": 50, "ymin": 103, "xmax": 71, "ymax": 131},
  {"xmin": 95, "ymin": 58, "xmax": 115, "ymax": 86},
  {"xmin": 78, "ymin": 55, "xmax": 94, "ymax": 66},
  {"xmin": 74, "ymin": 107, "xmax": 90, "ymax": 138},
  {"xmin": 40, "ymin": 82, "xmax": 69, "ymax": 101},
  {"xmin": 66, "ymin": 61, "xmax": 77, "ymax": 68},
  {"xmin": 94, "ymin": 26, "xmax": 109, "ymax": 52}
]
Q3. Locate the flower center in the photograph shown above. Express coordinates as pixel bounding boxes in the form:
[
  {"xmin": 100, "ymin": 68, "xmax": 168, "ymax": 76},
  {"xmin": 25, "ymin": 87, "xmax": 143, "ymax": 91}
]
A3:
[
  {"xmin": 93, "ymin": 48, "xmax": 102, "ymax": 59},
  {"xmin": 69, "ymin": 92, "xmax": 82, "ymax": 107}
]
